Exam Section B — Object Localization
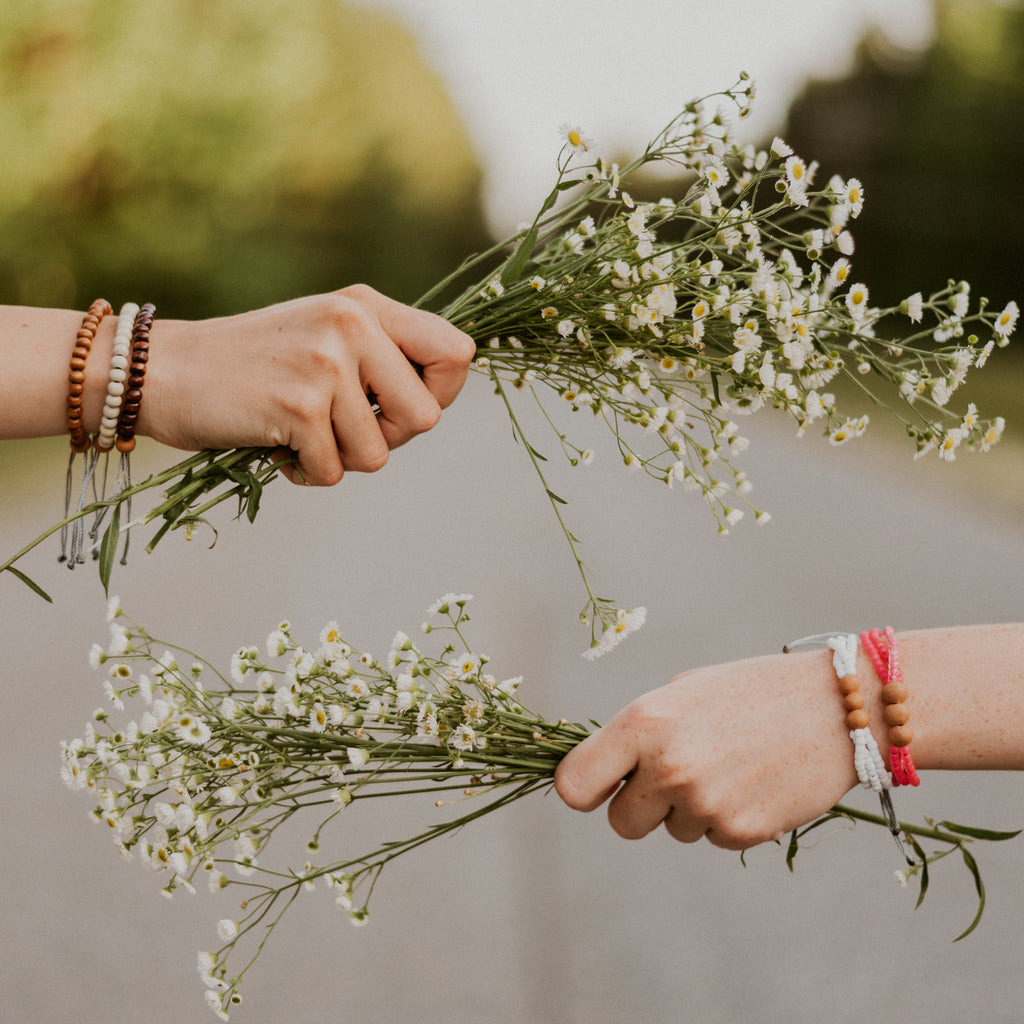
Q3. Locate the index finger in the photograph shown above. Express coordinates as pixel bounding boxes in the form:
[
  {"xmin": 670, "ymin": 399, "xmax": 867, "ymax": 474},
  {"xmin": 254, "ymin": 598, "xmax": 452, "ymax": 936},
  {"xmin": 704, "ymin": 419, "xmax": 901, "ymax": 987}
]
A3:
[
  {"xmin": 359, "ymin": 289, "xmax": 476, "ymax": 408},
  {"xmin": 554, "ymin": 720, "xmax": 640, "ymax": 813}
]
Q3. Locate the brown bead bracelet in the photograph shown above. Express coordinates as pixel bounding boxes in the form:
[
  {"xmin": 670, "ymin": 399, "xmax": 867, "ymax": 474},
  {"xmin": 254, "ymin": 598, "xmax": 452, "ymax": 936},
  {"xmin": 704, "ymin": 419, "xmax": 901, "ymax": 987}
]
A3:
[
  {"xmin": 66, "ymin": 299, "xmax": 113, "ymax": 452},
  {"xmin": 115, "ymin": 302, "xmax": 156, "ymax": 453}
]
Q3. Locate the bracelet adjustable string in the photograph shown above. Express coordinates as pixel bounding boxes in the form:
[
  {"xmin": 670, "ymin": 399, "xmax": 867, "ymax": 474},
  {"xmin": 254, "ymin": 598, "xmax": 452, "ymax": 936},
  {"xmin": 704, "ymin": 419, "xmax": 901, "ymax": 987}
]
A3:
[
  {"xmin": 63, "ymin": 299, "xmax": 113, "ymax": 566},
  {"xmin": 784, "ymin": 631, "xmax": 913, "ymax": 865}
]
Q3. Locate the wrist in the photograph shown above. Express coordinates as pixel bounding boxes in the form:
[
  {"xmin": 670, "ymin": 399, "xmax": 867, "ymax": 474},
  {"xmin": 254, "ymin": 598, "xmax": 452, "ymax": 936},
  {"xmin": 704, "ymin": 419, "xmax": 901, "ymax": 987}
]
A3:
[{"xmin": 133, "ymin": 316, "xmax": 190, "ymax": 447}]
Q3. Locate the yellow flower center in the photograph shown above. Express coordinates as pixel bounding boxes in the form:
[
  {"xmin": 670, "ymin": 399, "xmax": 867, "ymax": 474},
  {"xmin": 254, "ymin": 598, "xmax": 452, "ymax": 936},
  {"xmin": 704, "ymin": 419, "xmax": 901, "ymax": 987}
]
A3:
[{"xmin": 568, "ymin": 129, "xmax": 583, "ymax": 149}]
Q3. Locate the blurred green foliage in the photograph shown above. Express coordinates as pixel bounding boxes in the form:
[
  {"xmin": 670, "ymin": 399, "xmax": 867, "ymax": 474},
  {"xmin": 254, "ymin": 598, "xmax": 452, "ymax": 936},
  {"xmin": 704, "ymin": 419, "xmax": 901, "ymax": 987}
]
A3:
[
  {"xmin": 783, "ymin": 0, "xmax": 1024, "ymax": 316},
  {"xmin": 0, "ymin": 0, "xmax": 490, "ymax": 317}
]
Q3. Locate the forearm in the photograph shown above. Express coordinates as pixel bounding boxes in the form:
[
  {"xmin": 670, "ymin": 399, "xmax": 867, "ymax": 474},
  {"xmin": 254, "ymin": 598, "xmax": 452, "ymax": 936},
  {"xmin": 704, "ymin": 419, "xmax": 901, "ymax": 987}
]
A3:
[
  {"xmin": 0, "ymin": 292, "xmax": 474, "ymax": 486},
  {"xmin": 879, "ymin": 622, "xmax": 1024, "ymax": 772},
  {"xmin": 556, "ymin": 621, "xmax": 1024, "ymax": 850},
  {"xmin": 0, "ymin": 304, "xmax": 117, "ymax": 440}
]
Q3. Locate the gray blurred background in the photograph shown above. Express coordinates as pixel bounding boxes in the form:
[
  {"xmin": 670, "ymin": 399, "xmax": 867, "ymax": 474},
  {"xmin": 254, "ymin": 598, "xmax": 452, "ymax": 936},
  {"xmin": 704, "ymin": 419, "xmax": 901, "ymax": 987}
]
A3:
[{"xmin": 2, "ymin": 2, "xmax": 1022, "ymax": 1022}]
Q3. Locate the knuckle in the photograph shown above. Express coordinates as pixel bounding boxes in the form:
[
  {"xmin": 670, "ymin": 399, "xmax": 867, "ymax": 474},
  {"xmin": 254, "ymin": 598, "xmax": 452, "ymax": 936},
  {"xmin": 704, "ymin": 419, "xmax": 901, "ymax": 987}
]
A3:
[
  {"xmin": 448, "ymin": 329, "xmax": 477, "ymax": 367},
  {"xmin": 406, "ymin": 399, "xmax": 442, "ymax": 435},
  {"xmin": 607, "ymin": 808, "xmax": 644, "ymax": 841},
  {"xmin": 709, "ymin": 813, "xmax": 771, "ymax": 851},
  {"xmin": 350, "ymin": 441, "xmax": 389, "ymax": 474},
  {"xmin": 336, "ymin": 282, "xmax": 379, "ymax": 307},
  {"xmin": 317, "ymin": 462, "xmax": 345, "ymax": 487}
]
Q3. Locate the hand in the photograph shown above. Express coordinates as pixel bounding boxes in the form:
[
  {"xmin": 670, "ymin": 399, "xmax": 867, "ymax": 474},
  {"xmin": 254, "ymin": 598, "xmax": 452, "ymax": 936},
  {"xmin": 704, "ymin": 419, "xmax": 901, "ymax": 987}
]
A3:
[
  {"xmin": 554, "ymin": 649, "xmax": 861, "ymax": 850},
  {"xmin": 141, "ymin": 285, "xmax": 476, "ymax": 485}
]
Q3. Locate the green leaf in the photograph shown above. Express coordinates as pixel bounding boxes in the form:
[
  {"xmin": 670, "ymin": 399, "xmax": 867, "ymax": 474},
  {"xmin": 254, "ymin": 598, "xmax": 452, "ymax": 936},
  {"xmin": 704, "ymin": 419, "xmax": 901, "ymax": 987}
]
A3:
[
  {"xmin": 545, "ymin": 488, "xmax": 568, "ymax": 505},
  {"xmin": 500, "ymin": 225, "xmax": 539, "ymax": 287},
  {"xmin": 98, "ymin": 504, "xmax": 121, "ymax": 596},
  {"xmin": 710, "ymin": 371, "xmax": 722, "ymax": 406},
  {"xmin": 145, "ymin": 517, "xmax": 176, "ymax": 554},
  {"xmin": 785, "ymin": 829, "xmax": 799, "ymax": 872},
  {"xmin": 3, "ymin": 565, "xmax": 53, "ymax": 603},
  {"xmin": 908, "ymin": 834, "xmax": 929, "ymax": 910},
  {"xmin": 936, "ymin": 821, "xmax": 1022, "ymax": 842},
  {"xmin": 954, "ymin": 846, "xmax": 986, "ymax": 941},
  {"xmin": 245, "ymin": 479, "xmax": 263, "ymax": 523}
]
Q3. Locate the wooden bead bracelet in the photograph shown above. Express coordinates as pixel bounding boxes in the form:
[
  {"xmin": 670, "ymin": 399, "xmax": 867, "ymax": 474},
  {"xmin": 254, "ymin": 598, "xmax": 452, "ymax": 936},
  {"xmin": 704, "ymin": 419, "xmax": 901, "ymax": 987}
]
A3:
[
  {"xmin": 66, "ymin": 298, "xmax": 113, "ymax": 452},
  {"xmin": 784, "ymin": 630, "xmax": 913, "ymax": 864},
  {"xmin": 116, "ymin": 302, "xmax": 155, "ymax": 453}
]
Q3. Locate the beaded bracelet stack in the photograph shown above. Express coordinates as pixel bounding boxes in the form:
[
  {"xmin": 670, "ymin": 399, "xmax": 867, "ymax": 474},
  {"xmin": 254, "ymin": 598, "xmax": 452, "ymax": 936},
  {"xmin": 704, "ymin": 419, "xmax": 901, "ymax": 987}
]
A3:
[
  {"xmin": 62, "ymin": 299, "xmax": 156, "ymax": 566},
  {"xmin": 784, "ymin": 628, "xmax": 915, "ymax": 864},
  {"xmin": 861, "ymin": 626, "xmax": 920, "ymax": 787}
]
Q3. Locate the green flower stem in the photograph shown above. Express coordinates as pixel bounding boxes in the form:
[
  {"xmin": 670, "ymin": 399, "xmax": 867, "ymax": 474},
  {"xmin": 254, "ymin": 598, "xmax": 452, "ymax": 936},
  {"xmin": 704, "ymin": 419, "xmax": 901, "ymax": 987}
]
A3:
[{"xmin": 488, "ymin": 368, "xmax": 610, "ymax": 636}]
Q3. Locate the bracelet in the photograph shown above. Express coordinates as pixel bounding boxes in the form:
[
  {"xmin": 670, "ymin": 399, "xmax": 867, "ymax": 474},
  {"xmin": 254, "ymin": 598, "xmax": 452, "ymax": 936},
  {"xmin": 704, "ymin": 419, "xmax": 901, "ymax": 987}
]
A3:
[
  {"xmin": 784, "ymin": 630, "xmax": 913, "ymax": 865},
  {"xmin": 94, "ymin": 302, "xmax": 140, "ymax": 452},
  {"xmin": 66, "ymin": 299, "xmax": 113, "ymax": 453},
  {"xmin": 62, "ymin": 300, "xmax": 114, "ymax": 563},
  {"xmin": 116, "ymin": 302, "xmax": 155, "ymax": 453},
  {"xmin": 861, "ymin": 627, "xmax": 920, "ymax": 787}
]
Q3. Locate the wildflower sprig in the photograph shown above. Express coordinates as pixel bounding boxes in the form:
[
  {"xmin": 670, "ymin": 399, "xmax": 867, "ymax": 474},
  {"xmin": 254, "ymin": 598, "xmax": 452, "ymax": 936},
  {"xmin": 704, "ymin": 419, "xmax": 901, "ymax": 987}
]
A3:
[
  {"xmin": 425, "ymin": 74, "xmax": 1014, "ymax": 641},
  {"xmin": 64, "ymin": 594, "xmax": 1018, "ymax": 1018},
  {"xmin": 64, "ymin": 595, "xmax": 588, "ymax": 1019},
  {"xmin": 5, "ymin": 75, "xmax": 1016, "ymax": 656}
]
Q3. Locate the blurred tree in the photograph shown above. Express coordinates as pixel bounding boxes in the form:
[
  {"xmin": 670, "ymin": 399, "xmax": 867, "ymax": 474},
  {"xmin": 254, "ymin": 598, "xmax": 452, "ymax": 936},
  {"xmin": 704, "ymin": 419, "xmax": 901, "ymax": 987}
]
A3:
[
  {"xmin": 0, "ymin": 0, "xmax": 489, "ymax": 317},
  {"xmin": 782, "ymin": 0, "xmax": 1024, "ymax": 315}
]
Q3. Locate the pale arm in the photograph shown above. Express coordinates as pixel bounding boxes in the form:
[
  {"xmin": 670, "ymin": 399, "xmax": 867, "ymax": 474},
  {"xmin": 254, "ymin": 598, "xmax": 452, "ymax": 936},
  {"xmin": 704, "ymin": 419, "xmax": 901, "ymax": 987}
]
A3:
[
  {"xmin": 0, "ymin": 286, "xmax": 475, "ymax": 484},
  {"xmin": 555, "ymin": 622, "xmax": 1024, "ymax": 850}
]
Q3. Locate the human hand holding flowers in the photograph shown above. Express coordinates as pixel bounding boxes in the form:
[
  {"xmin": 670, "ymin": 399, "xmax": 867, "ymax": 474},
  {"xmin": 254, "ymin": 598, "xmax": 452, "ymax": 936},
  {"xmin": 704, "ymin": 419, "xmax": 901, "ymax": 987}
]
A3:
[
  {"xmin": 140, "ymin": 286, "xmax": 475, "ymax": 486},
  {"xmin": 4, "ymin": 75, "xmax": 1016, "ymax": 650},
  {"xmin": 66, "ymin": 600, "xmax": 1020, "ymax": 1019},
  {"xmin": 556, "ymin": 624, "xmax": 1024, "ymax": 851}
]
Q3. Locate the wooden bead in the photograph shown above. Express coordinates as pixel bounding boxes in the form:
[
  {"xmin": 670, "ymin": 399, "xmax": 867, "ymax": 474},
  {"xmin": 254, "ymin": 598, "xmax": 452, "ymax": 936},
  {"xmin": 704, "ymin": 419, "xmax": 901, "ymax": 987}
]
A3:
[
  {"xmin": 882, "ymin": 681, "xmax": 908, "ymax": 704},
  {"xmin": 883, "ymin": 704, "xmax": 910, "ymax": 727},
  {"xmin": 889, "ymin": 724, "xmax": 914, "ymax": 747},
  {"xmin": 837, "ymin": 675, "xmax": 859, "ymax": 695},
  {"xmin": 846, "ymin": 709, "xmax": 870, "ymax": 730},
  {"xmin": 843, "ymin": 692, "xmax": 864, "ymax": 711},
  {"xmin": 115, "ymin": 436, "xmax": 136, "ymax": 453}
]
